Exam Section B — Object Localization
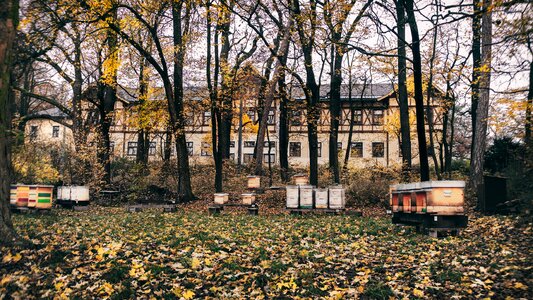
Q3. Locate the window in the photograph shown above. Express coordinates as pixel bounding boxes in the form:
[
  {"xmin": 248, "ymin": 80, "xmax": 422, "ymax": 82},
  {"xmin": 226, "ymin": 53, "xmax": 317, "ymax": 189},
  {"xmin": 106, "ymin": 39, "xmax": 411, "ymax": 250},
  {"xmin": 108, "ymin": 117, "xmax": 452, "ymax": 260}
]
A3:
[
  {"xmin": 127, "ymin": 142, "xmax": 138, "ymax": 156},
  {"xmin": 289, "ymin": 142, "xmax": 301, "ymax": 157},
  {"xmin": 372, "ymin": 142, "xmax": 384, "ymax": 157},
  {"xmin": 350, "ymin": 142, "xmax": 363, "ymax": 158},
  {"xmin": 317, "ymin": 142, "xmax": 322, "ymax": 157},
  {"xmin": 244, "ymin": 141, "xmax": 255, "ymax": 148},
  {"xmin": 110, "ymin": 141, "xmax": 115, "ymax": 154},
  {"xmin": 264, "ymin": 141, "xmax": 275, "ymax": 148},
  {"xmin": 185, "ymin": 111, "xmax": 194, "ymax": 125},
  {"xmin": 243, "ymin": 153, "xmax": 254, "ymax": 164},
  {"xmin": 229, "ymin": 153, "xmax": 235, "ymax": 160},
  {"xmin": 290, "ymin": 111, "xmax": 302, "ymax": 126},
  {"xmin": 247, "ymin": 110, "xmax": 256, "ymax": 122},
  {"xmin": 372, "ymin": 110, "xmax": 384, "ymax": 125},
  {"xmin": 267, "ymin": 109, "xmax": 275, "ymax": 125},
  {"xmin": 354, "ymin": 110, "xmax": 363, "ymax": 125},
  {"xmin": 337, "ymin": 142, "xmax": 342, "ymax": 151},
  {"xmin": 186, "ymin": 142, "xmax": 193, "ymax": 156},
  {"xmin": 203, "ymin": 111, "xmax": 211, "ymax": 126},
  {"xmin": 264, "ymin": 153, "xmax": 275, "ymax": 163},
  {"xmin": 52, "ymin": 126, "xmax": 59, "ymax": 138},
  {"xmin": 29, "ymin": 125, "xmax": 38, "ymax": 141},
  {"xmin": 201, "ymin": 142, "xmax": 211, "ymax": 156},
  {"xmin": 149, "ymin": 142, "xmax": 156, "ymax": 156},
  {"xmin": 230, "ymin": 141, "xmax": 235, "ymax": 148}
]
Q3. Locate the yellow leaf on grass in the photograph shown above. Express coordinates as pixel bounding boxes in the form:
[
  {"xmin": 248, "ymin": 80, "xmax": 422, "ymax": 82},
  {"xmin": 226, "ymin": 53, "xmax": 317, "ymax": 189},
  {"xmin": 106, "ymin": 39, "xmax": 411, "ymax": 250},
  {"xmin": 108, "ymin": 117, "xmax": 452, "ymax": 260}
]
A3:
[
  {"xmin": 182, "ymin": 289, "xmax": 195, "ymax": 299},
  {"xmin": 514, "ymin": 282, "xmax": 528, "ymax": 290},
  {"xmin": 0, "ymin": 275, "xmax": 12, "ymax": 286},
  {"xmin": 191, "ymin": 258, "xmax": 201, "ymax": 269},
  {"xmin": 413, "ymin": 288, "xmax": 424, "ymax": 297}
]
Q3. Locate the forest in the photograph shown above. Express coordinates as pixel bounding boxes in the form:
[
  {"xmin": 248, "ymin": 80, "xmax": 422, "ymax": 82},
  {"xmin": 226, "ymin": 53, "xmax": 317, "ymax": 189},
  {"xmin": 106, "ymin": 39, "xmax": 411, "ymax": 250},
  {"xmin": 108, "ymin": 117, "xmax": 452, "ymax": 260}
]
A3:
[{"xmin": 0, "ymin": 0, "xmax": 531, "ymax": 298}]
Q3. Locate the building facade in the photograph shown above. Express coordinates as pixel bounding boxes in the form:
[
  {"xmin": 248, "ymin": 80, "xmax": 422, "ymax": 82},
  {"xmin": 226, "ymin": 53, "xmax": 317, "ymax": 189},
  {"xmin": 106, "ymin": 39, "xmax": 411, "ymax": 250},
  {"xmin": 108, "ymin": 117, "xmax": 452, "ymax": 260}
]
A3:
[{"xmin": 25, "ymin": 82, "xmax": 443, "ymax": 168}]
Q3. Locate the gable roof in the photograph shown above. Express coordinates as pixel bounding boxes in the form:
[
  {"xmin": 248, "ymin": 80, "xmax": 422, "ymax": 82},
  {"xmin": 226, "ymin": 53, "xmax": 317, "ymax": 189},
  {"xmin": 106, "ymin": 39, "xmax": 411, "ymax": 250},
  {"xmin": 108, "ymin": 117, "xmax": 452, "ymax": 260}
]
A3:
[{"xmin": 291, "ymin": 83, "xmax": 393, "ymax": 101}]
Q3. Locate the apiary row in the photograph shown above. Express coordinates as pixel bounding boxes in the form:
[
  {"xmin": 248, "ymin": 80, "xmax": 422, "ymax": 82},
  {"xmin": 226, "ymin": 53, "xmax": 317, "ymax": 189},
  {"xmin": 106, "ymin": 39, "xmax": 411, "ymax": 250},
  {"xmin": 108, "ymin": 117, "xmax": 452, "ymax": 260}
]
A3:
[
  {"xmin": 10, "ymin": 185, "xmax": 91, "ymax": 210},
  {"xmin": 286, "ymin": 185, "xmax": 346, "ymax": 210},
  {"xmin": 213, "ymin": 193, "xmax": 256, "ymax": 205}
]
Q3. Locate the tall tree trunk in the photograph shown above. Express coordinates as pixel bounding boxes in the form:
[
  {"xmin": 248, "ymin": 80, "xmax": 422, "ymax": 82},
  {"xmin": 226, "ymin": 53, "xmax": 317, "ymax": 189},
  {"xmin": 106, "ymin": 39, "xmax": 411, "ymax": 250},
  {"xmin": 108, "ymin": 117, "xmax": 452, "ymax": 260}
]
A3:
[
  {"xmin": 426, "ymin": 10, "xmax": 442, "ymax": 180},
  {"xmin": 218, "ymin": 5, "xmax": 232, "ymax": 160},
  {"xmin": 396, "ymin": 0, "xmax": 412, "ymax": 180},
  {"xmin": 97, "ymin": 13, "xmax": 119, "ymax": 185},
  {"xmin": 470, "ymin": 0, "xmax": 492, "ymax": 196},
  {"xmin": 253, "ymin": 23, "xmax": 291, "ymax": 176},
  {"xmin": 471, "ymin": 0, "xmax": 482, "ymax": 159},
  {"xmin": 0, "ymin": 0, "xmax": 19, "ymax": 245},
  {"xmin": 206, "ymin": 2, "xmax": 223, "ymax": 192},
  {"xmin": 171, "ymin": 2, "xmax": 194, "ymax": 202},
  {"xmin": 405, "ymin": 0, "xmax": 430, "ymax": 181},
  {"xmin": 328, "ymin": 46, "xmax": 342, "ymax": 184},
  {"xmin": 136, "ymin": 57, "xmax": 150, "ymax": 165},
  {"xmin": 525, "ymin": 39, "xmax": 532, "ymax": 144},
  {"xmin": 278, "ymin": 74, "xmax": 290, "ymax": 182}
]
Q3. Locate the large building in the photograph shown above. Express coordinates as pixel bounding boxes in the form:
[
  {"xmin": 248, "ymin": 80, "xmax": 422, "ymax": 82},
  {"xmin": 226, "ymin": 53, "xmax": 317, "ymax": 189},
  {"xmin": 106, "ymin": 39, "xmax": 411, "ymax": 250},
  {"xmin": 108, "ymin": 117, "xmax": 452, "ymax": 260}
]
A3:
[{"xmin": 25, "ymin": 81, "xmax": 443, "ymax": 168}]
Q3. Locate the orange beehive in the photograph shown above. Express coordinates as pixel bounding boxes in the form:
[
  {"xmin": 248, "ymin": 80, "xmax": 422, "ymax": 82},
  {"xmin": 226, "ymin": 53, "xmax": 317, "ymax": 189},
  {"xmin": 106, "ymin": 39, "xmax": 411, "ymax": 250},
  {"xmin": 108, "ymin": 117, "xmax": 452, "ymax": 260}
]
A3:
[{"xmin": 390, "ymin": 181, "xmax": 465, "ymax": 215}]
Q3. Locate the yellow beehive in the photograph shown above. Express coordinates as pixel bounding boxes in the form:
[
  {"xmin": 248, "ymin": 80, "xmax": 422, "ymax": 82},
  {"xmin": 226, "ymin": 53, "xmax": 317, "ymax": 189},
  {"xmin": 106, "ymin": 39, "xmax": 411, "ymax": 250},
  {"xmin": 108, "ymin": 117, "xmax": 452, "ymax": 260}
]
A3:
[
  {"xmin": 247, "ymin": 176, "xmax": 261, "ymax": 189},
  {"xmin": 390, "ymin": 181, "xmax": 465, "ymax": 215},
  {"xmin": 16, "ymin": 185, "xmax": 29, "ymax": 207},
  {"xmin": 293, "ymin": 174, "xmax": 309, "ymax": 185},
  {"xmin": 214, "ymin": 193, "xmax": 229, "ymax": 205},
  {"xmin": 242, "ymin": 193, "xmax": 255, "ymax": 205}
]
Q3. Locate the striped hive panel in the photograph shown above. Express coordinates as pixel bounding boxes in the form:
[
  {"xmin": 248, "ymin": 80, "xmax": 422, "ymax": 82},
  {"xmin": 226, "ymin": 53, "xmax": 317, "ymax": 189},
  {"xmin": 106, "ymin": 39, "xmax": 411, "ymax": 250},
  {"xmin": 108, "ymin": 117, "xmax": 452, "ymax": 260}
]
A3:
[
  {"xmin": 10, "ymin": 185, "xmax": 17, "ymax": 206},
  {"xmin": 35, "ymin": 186, "xmax": 53, "ymax": 209},
  {"xmin": 16, "ymin": 185, "xmax": 30, "ymax": 207},
  {"xmin": 28, "ymin": 186, "xmax": 38, "ymax": 208}
]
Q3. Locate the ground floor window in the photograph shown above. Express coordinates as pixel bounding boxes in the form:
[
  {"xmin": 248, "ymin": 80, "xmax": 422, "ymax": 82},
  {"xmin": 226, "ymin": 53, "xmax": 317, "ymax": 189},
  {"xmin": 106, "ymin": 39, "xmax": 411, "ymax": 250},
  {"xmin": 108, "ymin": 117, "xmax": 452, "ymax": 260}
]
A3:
[
  {"xmin": 372, "ymin": 142, "xmax": 384, "ymax": 157},
  {"xmin": 243, "ymin": 153, "xmax": 254, "ymax": 164},
  {"xmin": 127, "ymin": 142, "xmax": 138, "ymax": 156},
  {"xmin": 350, "ymin": 142, "xmax": 363, "ymax": 158},
  {"xmin": 52, "ymin": 126, "xmax": 59, "ymax": 138},
  {"xmin": 264, "ymin": 153, "xmax": 275, "ymax": 164},
  {"xmin": 149, "ymin": 142, "xmax": 157, "ymax": 156},
  {"xmin": 317, "ymin": 142, "xmax": 322, "ymax": 157},
  {"xmin": 289, "ymin": 142, "xmax": 301, "ymax": 157},
  {"xmin": 186, "ymin": 142, "xmax": 193, "ymax": 156},
  {"xmin": 201, "ymin": 142, "xmax": 211, "ymax": 156}
]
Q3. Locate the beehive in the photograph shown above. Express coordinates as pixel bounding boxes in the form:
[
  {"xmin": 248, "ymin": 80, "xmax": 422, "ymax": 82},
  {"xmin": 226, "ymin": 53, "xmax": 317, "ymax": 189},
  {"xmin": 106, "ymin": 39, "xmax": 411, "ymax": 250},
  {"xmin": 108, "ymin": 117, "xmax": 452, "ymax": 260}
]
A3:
[
  {"xmin": 299, "ymin": 185, "xmax": 314, "ymax": 209},
  {"xmin": 293, "ymin": 174, "xmax": 309, "ymax": 185},
  {"xmin": 286, "ymin": 185, "xmax": 299, "ymax": 208},
  {"xmin": 214, "ymin": 193, "xmax": 229, "ymax": 205},
  {"xmin": 390, "ymin": 181, "xmax": 465, "ymax": 215},
  {"xmin": 242, "ymin": 193, "xmax": 256, "ymax": 205},
  {"xmin": 35, "ymin": 185, "xmax": 54, "ymax": 209},
  {"xmin": 329, "ymin": 185, "xmax": 346, "ymax": 209},
  {"xmin": 247, "ymin": 176, "xmax": 261, "ymax": 189},
  {"xmin": 314, "ymin": 188, "xmax": 328, "ymax": 209}
]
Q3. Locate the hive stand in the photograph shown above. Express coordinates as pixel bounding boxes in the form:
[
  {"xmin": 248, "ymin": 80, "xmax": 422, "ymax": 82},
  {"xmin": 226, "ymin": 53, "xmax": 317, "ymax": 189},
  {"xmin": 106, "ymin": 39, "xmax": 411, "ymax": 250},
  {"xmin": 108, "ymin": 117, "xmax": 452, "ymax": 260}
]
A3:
[
  {"xmin": 392, "ymin": 213, "xmax": 468, "ymax": 237},
  {"xmin": 208, "ymin": 203, "xmax": 259, "ymax": 216},
  {"xmin": 73, "ymin": 205, "xmax": 90, "ymax": 211}
]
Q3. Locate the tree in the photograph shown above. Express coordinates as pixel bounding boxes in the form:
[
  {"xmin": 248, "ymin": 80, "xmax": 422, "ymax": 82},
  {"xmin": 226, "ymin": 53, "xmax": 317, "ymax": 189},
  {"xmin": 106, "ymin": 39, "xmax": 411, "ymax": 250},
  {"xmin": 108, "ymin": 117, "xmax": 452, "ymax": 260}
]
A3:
[
  {"xmin": 404, "ymin": 0, "xmax": 430, "ymax": 181},
  {"xmin": 0, "ymin": 0, "xmax": 20, "ymax": 245},
  {"xmin": 324, "ymin": 0, "xmax": 372, "ymax": 184},
  {"xmin": 470, "ymin": 0, "xmax": 492, "ymax": 194}
]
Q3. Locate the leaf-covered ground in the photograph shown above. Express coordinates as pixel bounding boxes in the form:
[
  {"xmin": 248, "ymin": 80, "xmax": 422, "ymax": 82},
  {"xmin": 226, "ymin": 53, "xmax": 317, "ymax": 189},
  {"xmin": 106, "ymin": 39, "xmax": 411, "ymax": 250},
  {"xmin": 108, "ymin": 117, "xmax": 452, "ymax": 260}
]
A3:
[{"xmin": 1, "ymin": 207, "xmax": 531, "ymax": 299}]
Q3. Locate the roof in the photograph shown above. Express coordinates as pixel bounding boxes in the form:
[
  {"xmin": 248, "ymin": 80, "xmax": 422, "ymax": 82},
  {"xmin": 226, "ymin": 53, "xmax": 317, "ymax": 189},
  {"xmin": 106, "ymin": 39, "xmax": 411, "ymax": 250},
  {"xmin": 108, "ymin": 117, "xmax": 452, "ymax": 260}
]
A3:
[
  {"xmin": 291, "ymin": 83, "xmax": 393, "ymax": 101},
  {"xmin": 32, "ymin": 107, "xmax": 69, "ymax": 118}
]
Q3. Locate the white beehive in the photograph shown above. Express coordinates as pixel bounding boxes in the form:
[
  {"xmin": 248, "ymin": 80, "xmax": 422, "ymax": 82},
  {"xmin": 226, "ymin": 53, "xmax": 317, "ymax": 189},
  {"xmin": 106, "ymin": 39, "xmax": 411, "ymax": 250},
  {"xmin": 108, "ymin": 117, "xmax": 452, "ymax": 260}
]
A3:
[
  {"xmin": 329, "ymin": 185, "xmax": 345, "ymax": 209},
  {"xmin": 314, "ymin": 188, "xmax": 329, "ymax": 209},
  {"xmin": 286, "ymin": 186, "xmax": 299, "ymax": 208},
  {"xmin": 299, "ymin": 185, "xmax": 314, "ymax": 209}
]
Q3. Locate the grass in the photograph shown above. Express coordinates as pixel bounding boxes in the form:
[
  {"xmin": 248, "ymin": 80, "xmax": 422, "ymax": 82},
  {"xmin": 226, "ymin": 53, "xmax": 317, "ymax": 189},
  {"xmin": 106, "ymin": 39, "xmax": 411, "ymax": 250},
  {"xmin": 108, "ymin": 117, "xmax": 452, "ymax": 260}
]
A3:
[{"xmin": 0, "ymin": 207, "xmax": 531, "ymax": 299}]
